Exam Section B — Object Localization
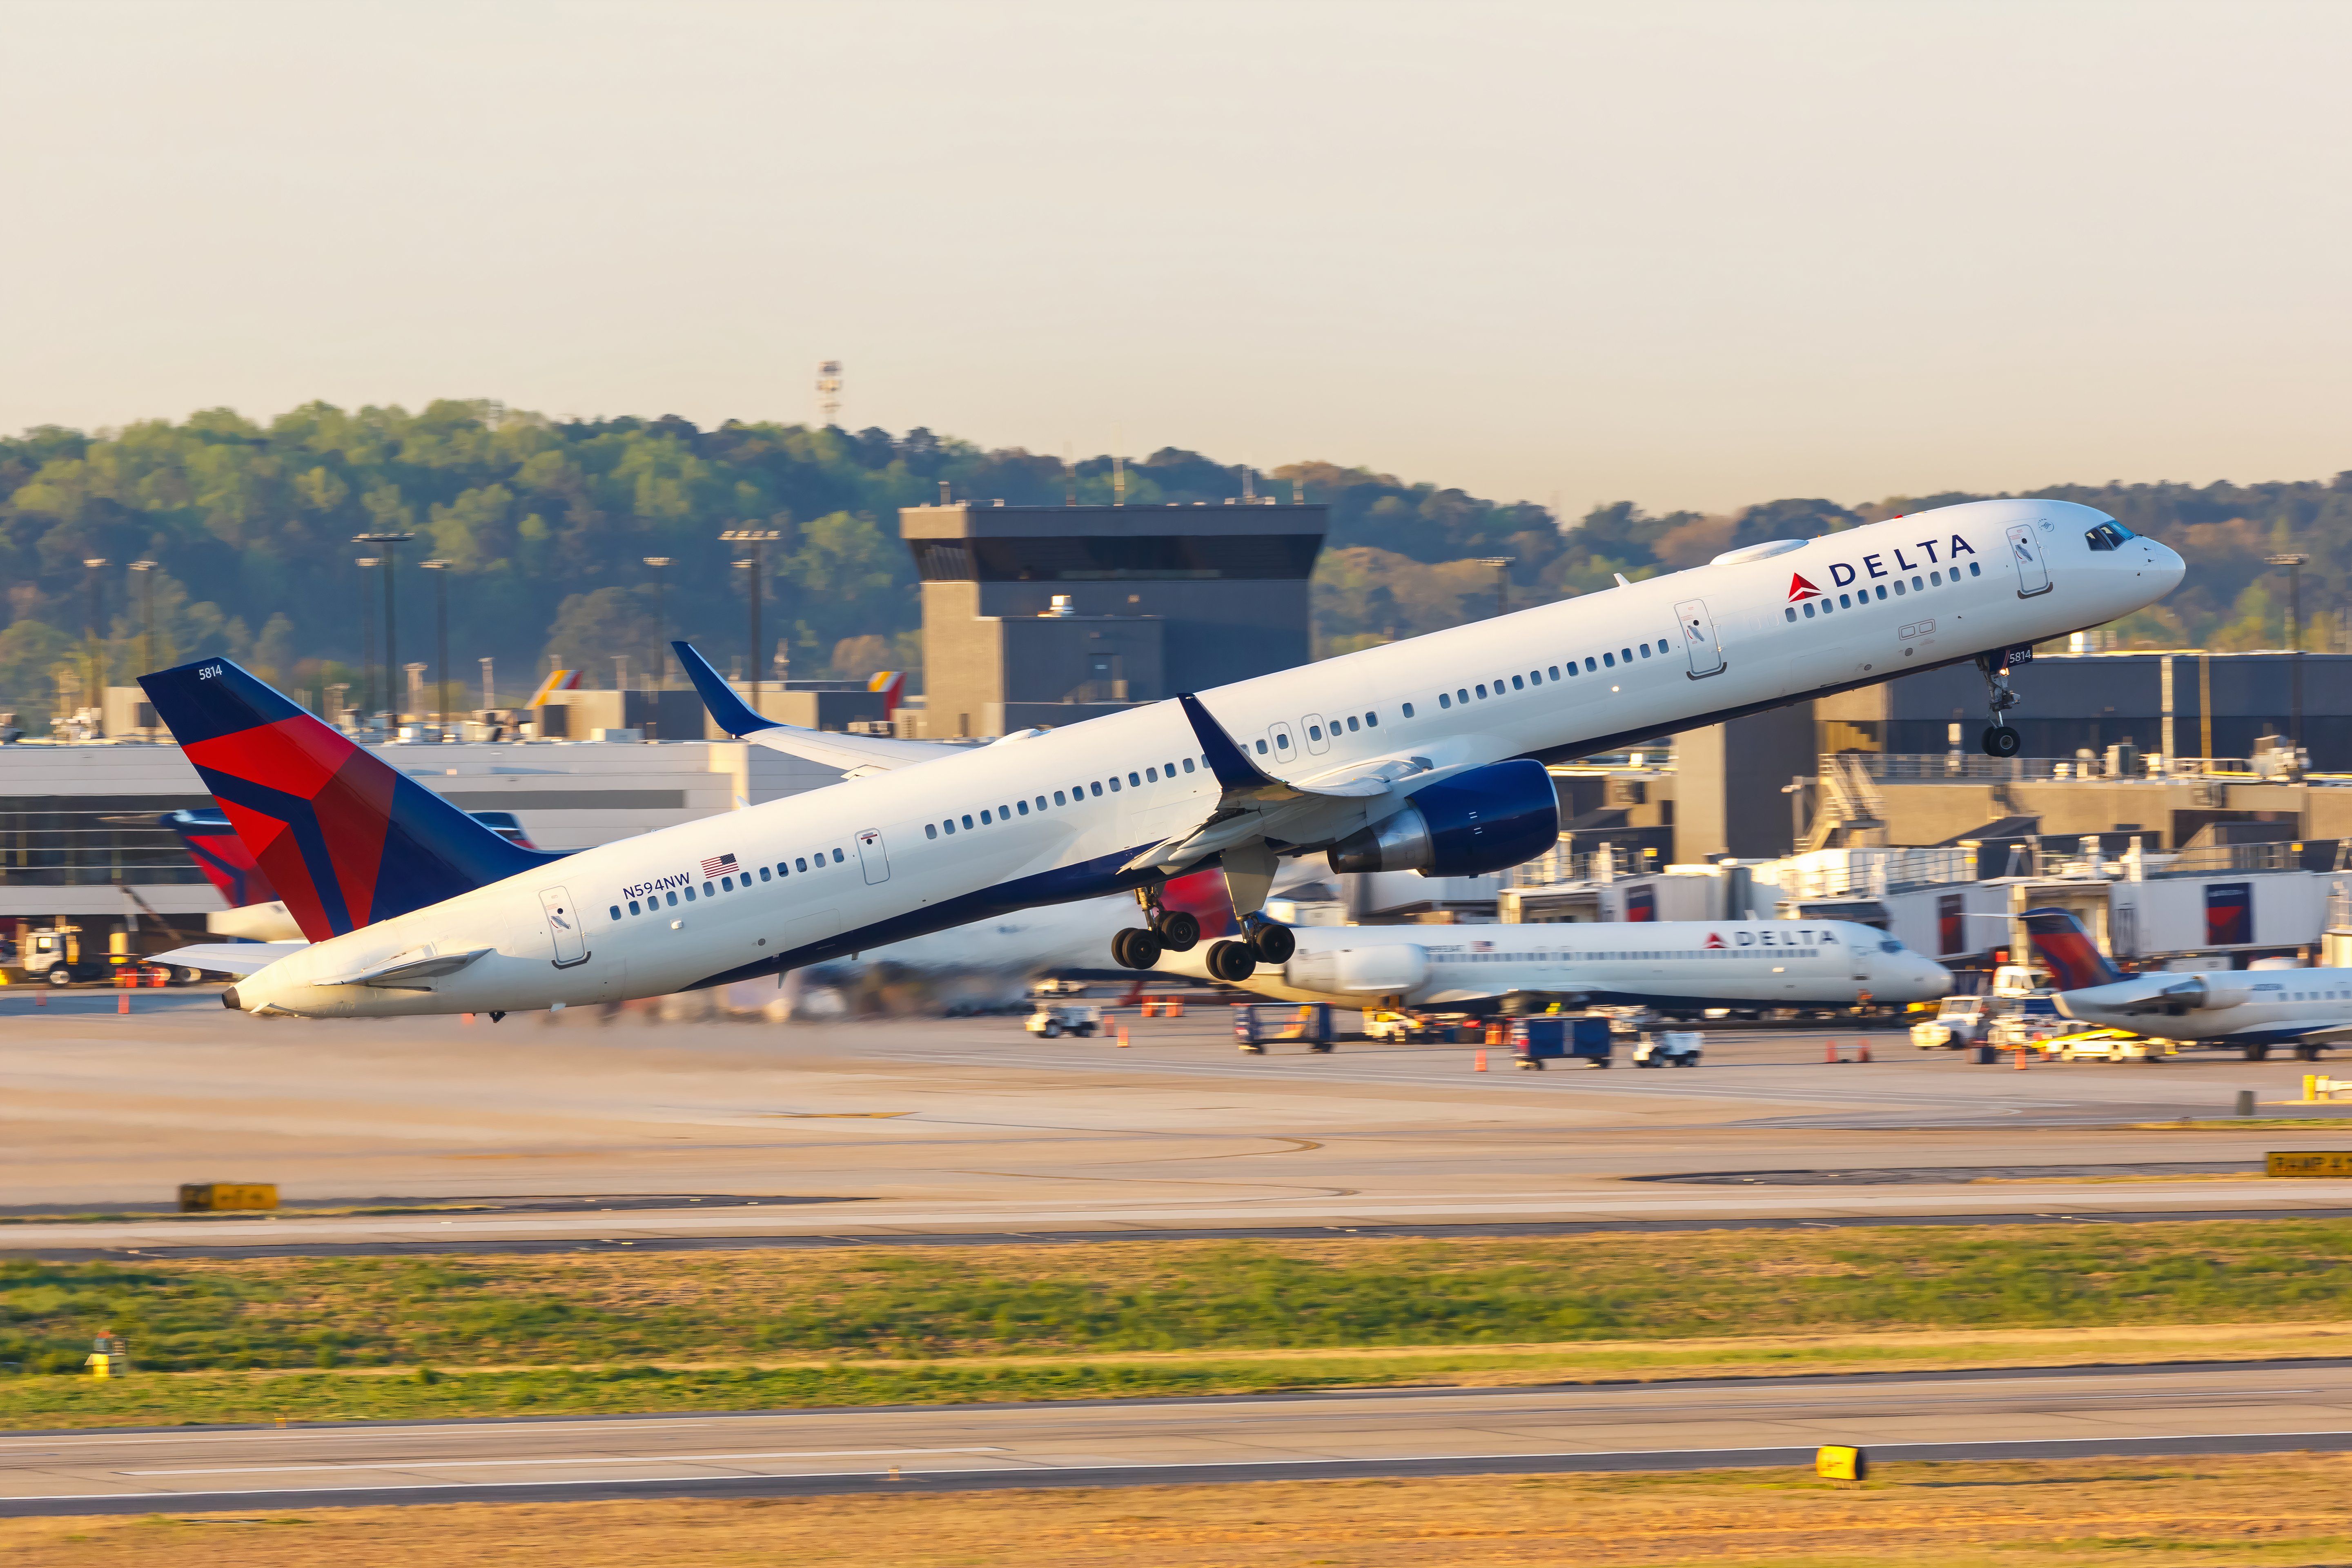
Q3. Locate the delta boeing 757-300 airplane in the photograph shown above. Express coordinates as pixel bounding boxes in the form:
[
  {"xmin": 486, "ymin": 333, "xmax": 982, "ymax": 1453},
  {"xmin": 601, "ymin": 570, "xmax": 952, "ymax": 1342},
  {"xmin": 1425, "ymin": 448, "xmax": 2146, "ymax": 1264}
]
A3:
[{"xmin": 143, "ymin": 497, "xmax": 2182, "ymax": 1019}]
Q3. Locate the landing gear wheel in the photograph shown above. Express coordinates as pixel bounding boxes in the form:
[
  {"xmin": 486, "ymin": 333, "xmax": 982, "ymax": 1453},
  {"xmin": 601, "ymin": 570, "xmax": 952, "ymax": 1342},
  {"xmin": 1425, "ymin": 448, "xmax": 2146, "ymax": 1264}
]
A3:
[
  {"xmin": 1981, "ymin": 724, "xmax": 2021, "ymax": 758},
  {"xmin": 2242, "ymin": 1043, "xmax": 2269, "ymax": 1061},
  {"xmin": 2296, "ymin": 1042, "xmax": 2320, "ymax": 1062},
  {"xmin": 1205, "ymin": 939, "xmax": 1257, "ymax": 983},
  {"xmin": 1153, "ymin": 909, "xmax": 1201, "ymax": 952},
  {"xmin": 1111, "ymin": 927, "xmax": 1163, "ymax": 970},
  {"xmin": 1246, "ymin": 920, "xmax": 1296, "ymax": 965}
]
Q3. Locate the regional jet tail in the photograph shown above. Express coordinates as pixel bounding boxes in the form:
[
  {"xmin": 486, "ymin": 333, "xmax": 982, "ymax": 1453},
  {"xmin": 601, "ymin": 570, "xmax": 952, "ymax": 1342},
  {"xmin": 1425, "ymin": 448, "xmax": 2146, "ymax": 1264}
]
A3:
[
  {"xmin": 2025, "ymin": 907, "xmax": 2350, "ymax": 1061},
  {"xmin": 140, "ymin": 497, "xmax": 2180, "ymax": 1018}
]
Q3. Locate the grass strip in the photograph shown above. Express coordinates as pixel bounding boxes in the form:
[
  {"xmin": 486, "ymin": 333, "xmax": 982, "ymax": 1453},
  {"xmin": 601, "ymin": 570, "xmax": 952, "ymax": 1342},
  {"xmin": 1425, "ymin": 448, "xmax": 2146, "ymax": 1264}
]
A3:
[
  {"xmin": 2, "ymin": 1217, "xmax": 2350, "ymax": 1423},
  {"xmin": 5, "ymin": 1319, "xmax": 2352, "ymax": 1428},
  {"xmin": 11, "ymin": 1455, "xmax": 2352, "ymax": 1566}
]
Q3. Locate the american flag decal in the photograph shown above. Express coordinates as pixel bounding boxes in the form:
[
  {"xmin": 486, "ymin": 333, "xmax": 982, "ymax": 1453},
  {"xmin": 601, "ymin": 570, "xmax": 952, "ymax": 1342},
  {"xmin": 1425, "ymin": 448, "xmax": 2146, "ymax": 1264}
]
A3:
[{"xmin": 700, "ymin": 852, "xmax": 739, "ymax": 878}]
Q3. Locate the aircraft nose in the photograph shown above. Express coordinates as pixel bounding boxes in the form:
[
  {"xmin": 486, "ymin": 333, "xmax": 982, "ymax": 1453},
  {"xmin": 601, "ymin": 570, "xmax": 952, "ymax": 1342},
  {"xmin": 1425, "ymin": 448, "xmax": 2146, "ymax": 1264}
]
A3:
[
  {"xmin": 1917, "ymin": 957, "xmax": 1954, "ymax": 996},
  {"xmin": 2144, "ymin": 536, "xmax": 2186, "ymax": 594}
]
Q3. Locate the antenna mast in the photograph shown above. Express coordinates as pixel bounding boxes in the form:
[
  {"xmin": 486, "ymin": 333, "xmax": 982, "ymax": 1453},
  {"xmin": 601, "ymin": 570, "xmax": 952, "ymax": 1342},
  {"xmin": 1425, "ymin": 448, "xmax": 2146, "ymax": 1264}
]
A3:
[{"xmin": 815, "ymin": 360, "xmax": 843, "ymax": 426}]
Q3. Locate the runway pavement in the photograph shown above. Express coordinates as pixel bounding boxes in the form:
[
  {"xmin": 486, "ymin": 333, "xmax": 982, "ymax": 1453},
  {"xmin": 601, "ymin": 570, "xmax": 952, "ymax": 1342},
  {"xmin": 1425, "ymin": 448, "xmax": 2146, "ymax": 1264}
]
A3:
[
  {"xmin": 7, "ymin": 994, "xmax": 2352, "ymax": 1253},
  {"xmin": 6, "ymin": 1361, "xmax": 2351, "ymax": 1515}
]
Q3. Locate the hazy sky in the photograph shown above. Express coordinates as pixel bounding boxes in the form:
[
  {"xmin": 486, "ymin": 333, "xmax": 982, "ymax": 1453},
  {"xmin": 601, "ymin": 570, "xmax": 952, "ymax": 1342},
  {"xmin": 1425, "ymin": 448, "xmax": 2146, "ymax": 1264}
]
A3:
[{"xmin": 6, "ymin": 0, "xmax": 2350, "ymax": 513}]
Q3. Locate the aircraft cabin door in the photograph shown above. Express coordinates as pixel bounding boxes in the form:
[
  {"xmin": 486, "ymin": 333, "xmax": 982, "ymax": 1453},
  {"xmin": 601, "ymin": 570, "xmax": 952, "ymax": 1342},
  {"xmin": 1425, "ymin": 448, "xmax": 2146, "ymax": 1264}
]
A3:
[
  {"xmin": 1673, "ymin": 599, "xmax": 1726, "ymax": 678},
  {"xmin": 539, "ymin": 886, "xmax": 588, "ymax": 968},
  {"xmin": 855, "ymin": 828, "xmax": 891, "ymax": 885},
  {"xmin": 1265, "ymin": 721, "xmax": 1297, "ymax": 764},
  {"xmin": 1301, "ymin": 713, "xmax": 1332, "ymax": 755},
  {"xmin": 2006, "ymin": 523, "xmax": 2052, "ymax": 597}
]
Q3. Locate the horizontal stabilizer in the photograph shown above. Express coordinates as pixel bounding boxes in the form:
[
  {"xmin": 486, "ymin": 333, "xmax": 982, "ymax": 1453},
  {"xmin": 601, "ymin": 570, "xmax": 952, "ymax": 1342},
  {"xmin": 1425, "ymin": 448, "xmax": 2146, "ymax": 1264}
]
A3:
[
  {"xmin": 312, "ymin": 946, "xmax": 492, "ymax": 990},
  {"xmin": 149, "ymin": 942, "xmax": 306, "ymax": 977}
]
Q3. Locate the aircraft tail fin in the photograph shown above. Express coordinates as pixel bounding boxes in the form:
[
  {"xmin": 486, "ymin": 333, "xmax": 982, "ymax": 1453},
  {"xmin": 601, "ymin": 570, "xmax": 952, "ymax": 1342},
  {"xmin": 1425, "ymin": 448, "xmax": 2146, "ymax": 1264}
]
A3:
[
  {"xmin": 2019, "ymin": 906, "xmax": 2125, "ymax": 991},
  {"xmin": 138, "ymin": 658, "xmax": 563, "ymax": 941},
  {"xmin": 160, "ymin": 808, "xmax": 273, "ymax": 908}
]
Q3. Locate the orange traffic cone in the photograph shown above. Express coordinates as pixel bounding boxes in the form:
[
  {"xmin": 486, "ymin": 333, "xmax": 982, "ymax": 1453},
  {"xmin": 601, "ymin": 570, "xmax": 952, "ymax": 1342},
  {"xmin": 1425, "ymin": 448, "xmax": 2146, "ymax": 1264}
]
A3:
[
  {"xmin": 1824, "ymin": 1040, "xmax": 1839, "ymax": 1063},
  {"xmin": 2013, "ymin": 1046, "xmax": 2029, "ymax": 1070},
  {"xmin": 1474, "ymin": 1049, "xmax": 1487, "ymax": 1072},
  {"xmin": 1857, "ymin": 1041, "xmax": 1871, "ymax": 1063},
  {"xmin": 117, "ymin": 991, "xmax": 129, "ymax": 1015},
  {"xmin": 1117, "ymin": 1025, "xmax": 1130, "ymax": 1048}
]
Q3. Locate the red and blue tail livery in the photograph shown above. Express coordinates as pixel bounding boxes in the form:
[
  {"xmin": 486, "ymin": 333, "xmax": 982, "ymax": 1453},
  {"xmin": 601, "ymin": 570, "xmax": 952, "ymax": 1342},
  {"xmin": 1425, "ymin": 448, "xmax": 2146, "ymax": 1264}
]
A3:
[
  {"xmin": 2020, "ymin": 907, "xmax": 2125, "ymax": 991},
  {"xmin": 139, "ymin": 658, "xmax": 564, "ymax": 941}
]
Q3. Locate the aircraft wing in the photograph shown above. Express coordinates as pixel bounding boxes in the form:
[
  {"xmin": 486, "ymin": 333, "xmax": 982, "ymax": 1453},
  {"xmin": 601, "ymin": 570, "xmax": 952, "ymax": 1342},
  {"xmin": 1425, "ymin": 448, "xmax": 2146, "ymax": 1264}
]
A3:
[
  {"xmin": 672, "ymin": 640, "xmax": 953, "ymax": 775},
  {"xmin": 149, "ymin": 942, "xmax": 307, "ymax": 976},
  {"xmin": 1121, "ymin": 695, "xmax": 1446, "ymax": 877}
]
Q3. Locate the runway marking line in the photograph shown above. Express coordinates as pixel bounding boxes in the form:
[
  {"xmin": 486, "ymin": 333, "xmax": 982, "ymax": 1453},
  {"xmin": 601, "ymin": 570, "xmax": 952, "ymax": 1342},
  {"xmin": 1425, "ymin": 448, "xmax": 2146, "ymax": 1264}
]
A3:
[
  {"xmin": 22, "ymin": 1428, "xmax": 2352, "ymax": 1504},
  {"xmin": 122, "ymin": 1446, "xmax": 1011, "ymax": 1476}
]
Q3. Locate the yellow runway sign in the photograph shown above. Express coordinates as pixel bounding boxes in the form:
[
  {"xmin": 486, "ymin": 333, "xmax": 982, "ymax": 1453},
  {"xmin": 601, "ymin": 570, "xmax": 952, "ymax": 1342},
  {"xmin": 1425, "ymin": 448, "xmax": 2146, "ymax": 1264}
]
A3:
[{"xmin": 2268, "ymin": 1152, "xmax": 2352, "ymax": 1178}]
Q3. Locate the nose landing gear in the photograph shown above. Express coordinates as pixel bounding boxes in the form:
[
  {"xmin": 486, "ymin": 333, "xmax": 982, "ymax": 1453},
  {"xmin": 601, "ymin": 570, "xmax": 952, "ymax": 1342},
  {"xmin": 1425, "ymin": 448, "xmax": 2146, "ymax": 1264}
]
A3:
[{"xmin": 1976, "ymin": 647, "xmax": 2029, "ymax": 757}]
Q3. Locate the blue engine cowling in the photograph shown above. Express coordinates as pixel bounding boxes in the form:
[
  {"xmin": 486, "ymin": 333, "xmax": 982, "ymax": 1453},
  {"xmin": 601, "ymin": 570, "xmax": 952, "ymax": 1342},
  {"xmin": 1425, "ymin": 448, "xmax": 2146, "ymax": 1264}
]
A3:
[{"xmin": 1326, "ymin": 759, "xmax": 1559, "ymax": 878}]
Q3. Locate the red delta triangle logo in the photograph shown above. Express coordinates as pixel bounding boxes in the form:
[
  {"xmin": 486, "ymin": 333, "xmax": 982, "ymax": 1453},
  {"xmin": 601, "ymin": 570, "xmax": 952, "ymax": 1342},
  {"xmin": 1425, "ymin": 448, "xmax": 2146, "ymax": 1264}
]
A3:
[
  {"xmin": 1786, "ymin": 573, "xmax": 1823, "ymax": 604},
  {"xmin": 1703, "ymin": 931, "xmax": 1726, "ymax": 949}
]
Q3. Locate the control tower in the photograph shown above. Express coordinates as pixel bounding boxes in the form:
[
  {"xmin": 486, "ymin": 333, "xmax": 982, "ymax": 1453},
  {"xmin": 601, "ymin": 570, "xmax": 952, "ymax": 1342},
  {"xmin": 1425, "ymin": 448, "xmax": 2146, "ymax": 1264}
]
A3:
[{"xmin": 903, "ymin": 501, "xmax": 1328, "ymax": 738}]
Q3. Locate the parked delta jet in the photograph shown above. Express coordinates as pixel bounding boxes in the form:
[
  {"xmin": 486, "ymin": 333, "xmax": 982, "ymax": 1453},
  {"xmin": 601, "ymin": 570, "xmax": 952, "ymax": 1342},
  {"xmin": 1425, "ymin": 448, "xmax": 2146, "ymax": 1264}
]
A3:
[
  {"xmin": 2026, "ymin": 908, "xmax": 2345, "ymax": 1060},
  {"xmin": 1161, "ymin": 918, "xmax": 1951, "ymax": 1014},
  {"xmin": 142, "ymin": 498, "xmax": 2180, "ymax": 1019}
]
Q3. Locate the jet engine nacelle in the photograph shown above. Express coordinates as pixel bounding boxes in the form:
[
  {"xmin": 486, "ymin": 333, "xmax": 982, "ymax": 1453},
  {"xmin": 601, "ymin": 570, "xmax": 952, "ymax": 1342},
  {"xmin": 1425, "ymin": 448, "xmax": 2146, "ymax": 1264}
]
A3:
[
  {"xmin": 1326, "ymin": 760, "xmax": 1559, "ymax": 879},
  {"xmin": 2162, "ymin": 976, "xmax": 2253, "ymax": 1013},
  {"xmin": 1285, "ymin": 943, "xmax": 1431, "ymax": 996}
]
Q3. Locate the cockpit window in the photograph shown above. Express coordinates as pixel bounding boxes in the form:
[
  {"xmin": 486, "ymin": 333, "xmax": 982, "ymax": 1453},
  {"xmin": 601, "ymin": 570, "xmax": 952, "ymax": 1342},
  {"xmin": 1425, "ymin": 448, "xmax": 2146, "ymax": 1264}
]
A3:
[
  {"xmin": 2084, "ymin": 522, "xmax": 2132, "ymax": 551},
  {"xmin": 1879, "ymin": 938, "xmax": 1905, "ymax": 954}
]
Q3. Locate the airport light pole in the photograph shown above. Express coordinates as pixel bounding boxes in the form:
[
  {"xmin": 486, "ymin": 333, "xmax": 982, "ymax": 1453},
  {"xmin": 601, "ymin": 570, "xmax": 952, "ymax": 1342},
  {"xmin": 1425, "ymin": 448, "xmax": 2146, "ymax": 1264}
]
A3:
[
  {"xmin": 420, "ymin": 559, "xmax": 451, "ymax": 733},
  {"xmin": 354, "ymin": 531, "xmax": 415, "ymax": 724},
  {"xmin": 719, "ymin": 528, "xmax": 780, "ymax": 720},
  {"xmin": 1476, "ymin": 556, "xmax": 1516, "ymax": 619},
  {"xmin": 2269, "ymin": 552, "xmax": 2310, "ymax": 750},
  {"xmin": 354, "ymin": 557, "xmax": 379, "ymax": 721},
  {"xmin": 642, "ymin": 557, "xmax": 673, "ymax": 690},
  {"xmin": 81, "ymin": 558, "xmax": 109, "ymax": 716},
  {"xmin": 127, "ymin": 561, "xmax": 158, "ymax": 739}
]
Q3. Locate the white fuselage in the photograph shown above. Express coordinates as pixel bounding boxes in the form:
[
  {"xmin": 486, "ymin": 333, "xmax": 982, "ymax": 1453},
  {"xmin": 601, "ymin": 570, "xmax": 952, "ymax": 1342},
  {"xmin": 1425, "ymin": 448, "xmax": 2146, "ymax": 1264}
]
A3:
[
  {"xmin": 1158, "ymin": 918, "xmax": 1952, "ymax": 1011},
  {"xmin": 2059, "ymin": 967, "xmax": 2352, "ymax": 1046},
  {"xmin": 228, "ymin": 498, "xmax": 2181, "ymax": 1018}
]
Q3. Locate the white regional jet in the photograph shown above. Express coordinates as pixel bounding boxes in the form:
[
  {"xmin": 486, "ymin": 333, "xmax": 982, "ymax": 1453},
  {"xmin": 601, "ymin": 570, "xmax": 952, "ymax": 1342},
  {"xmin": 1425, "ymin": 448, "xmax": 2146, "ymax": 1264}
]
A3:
[
  {"xmin": 2027, "ymin": 908, "xmax": 2348, "ymax": 1061},
  {"xmin": 144, "ymin": 498, "xmax": 2180, "ymax": 1019},
  {"xmin": 1159, "ymin": 918, "xmax": 1952, "ymax": 1014}
]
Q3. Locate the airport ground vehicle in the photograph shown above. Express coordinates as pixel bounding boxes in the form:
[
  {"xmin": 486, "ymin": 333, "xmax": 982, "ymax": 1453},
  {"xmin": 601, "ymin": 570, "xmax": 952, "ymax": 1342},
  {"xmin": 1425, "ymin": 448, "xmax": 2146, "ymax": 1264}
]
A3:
[
  {"xmin": 1633, "ymin": 1030, "xmax": 1704, "ymax": 1067},
  {"xmin": 1025, "ymin": 1003, "xmax": 1101, "ymax": 1038},
  {"xmin": 1235, "ymin": 1003, "xmax": 1335, "ymax": 1053},
  {"xmin": 1510, "ymin": 1016, "xmax": 1613, "ymax": 1069},
  {"xmin": 1363, "ymin": 1009, "xmax": 1425, "ymax": 1042},
  {"xmin": 2045, "ymin": 1027, "xmax": 2172, "ymax": 1062},
  {"xmin": 1987, "ymin": 996, "xmax": 2067, "ymax": 1049}
]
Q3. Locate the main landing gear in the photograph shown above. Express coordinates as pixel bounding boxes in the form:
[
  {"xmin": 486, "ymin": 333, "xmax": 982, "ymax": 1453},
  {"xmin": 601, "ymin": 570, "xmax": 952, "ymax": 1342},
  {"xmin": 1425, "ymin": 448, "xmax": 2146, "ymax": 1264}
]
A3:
[
  {"xmin": 1112, "ymin": 890, "xmax": 1296, "ymax": 980},
  {"xmin": 1976, "ymin": 647, "xmax": 2028, "ymax": 757},
  {"xmin": 1111, "ymin": 885, "xmax": 1206, "ymax": 971}
]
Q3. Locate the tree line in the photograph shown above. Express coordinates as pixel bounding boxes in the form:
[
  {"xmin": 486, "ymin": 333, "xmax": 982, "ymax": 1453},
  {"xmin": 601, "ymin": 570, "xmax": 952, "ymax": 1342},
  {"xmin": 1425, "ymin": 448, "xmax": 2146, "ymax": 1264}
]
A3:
[{"xmin": 0, "ymin": 398, "xmax": 2343, "ymax": 724}]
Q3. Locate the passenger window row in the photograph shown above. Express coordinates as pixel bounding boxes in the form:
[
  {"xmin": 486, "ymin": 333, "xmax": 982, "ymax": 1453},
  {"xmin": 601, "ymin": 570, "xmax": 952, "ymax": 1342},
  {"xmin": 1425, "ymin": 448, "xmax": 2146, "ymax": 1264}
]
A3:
[
  {"xmin": 923, "ymin": 755, "xmax": 1212, "ymax": 840},
  {"xmin": 610, "ymin": 846, "xmax": 847, "ymax": 920},
  {"xmin": 1430, "ymin": 639, "xmax": 1676, "ymax": 710},
  {"xmin": 1784, "ymin": 561, "xmax": 1983, "ymax": 622},
  {"xmin": 1255, "ymin": 712, "xmax": 1381, "ymax": 755}
]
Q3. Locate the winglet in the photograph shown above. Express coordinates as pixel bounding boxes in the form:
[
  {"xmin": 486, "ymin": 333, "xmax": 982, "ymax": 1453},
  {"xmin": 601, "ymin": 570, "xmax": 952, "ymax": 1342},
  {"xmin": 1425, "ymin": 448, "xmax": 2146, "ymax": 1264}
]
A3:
[
  {"xmin": 673, "ymin": 641, "xmax": 773, "ymax": 737},
  {"xmin": 1178, "ymin": 693, "xmax": 1278, "ymax": 790}
]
